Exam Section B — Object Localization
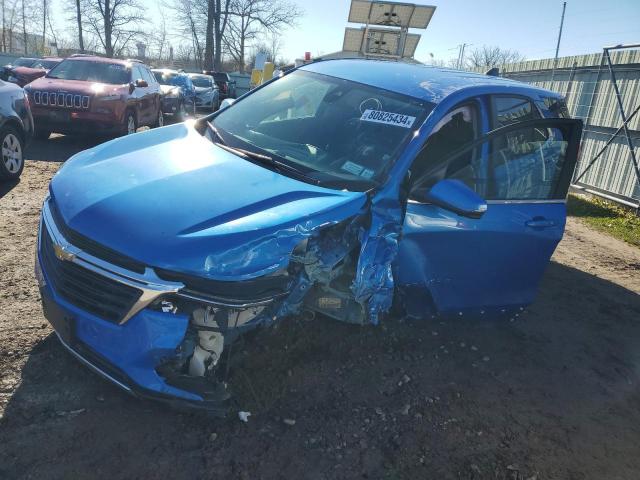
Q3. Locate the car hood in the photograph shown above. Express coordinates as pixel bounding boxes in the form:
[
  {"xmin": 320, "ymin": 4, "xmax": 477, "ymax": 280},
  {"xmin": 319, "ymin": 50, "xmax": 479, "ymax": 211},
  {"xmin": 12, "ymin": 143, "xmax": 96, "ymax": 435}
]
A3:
[
  {"xmin": 159, "ymin": 84, "xmax": 179, "ymax": 95},
  {"xmin": 12, "ymin": 66, "xmax": 45, "ymax": 76},
  {"xmin": 27, "ymin": 77, "xmax": 125, "ymax": 96},
  {"xmin": 194, "ymin": 86, "xmax": 213, "ymax": 94},
  {"xmin": 49, "ymin": 123, "xmax": 368, "ymax": 280}
]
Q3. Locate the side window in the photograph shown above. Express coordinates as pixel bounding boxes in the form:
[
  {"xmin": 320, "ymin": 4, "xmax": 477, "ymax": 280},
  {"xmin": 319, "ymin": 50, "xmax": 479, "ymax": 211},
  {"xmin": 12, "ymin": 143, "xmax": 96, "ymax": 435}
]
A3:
[
  {"xmin": 492, "ymin": 96, "xmax": 540, "ymax": 128},
  {"xmin": 410, "ymin": 103, "xmax": 479, "ymax": 196},
  {"xmin": 487, "ymin": 124, "xmax": 568, "ymax": 200},
  {"xmin": 141, "ymin": 67, "xmax": 154, "ymax": 84},
  {"xmin": 540, "ymin": 97, "xmax": 570, "ymax": 118},
  {"xmin": 131, "ymin": 65, "xmax": 143, "ymax": 82},
  {"xmin": 412, "ymin": 120, "xmax": 578, "ymax": 202}
]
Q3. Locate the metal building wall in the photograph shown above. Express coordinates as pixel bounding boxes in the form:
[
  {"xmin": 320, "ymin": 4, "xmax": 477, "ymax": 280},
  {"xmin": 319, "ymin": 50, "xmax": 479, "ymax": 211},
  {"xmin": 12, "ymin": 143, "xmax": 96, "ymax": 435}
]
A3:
[{"xmin": 494, "ymin": 50, "xmax": 640, "ymax": 206}]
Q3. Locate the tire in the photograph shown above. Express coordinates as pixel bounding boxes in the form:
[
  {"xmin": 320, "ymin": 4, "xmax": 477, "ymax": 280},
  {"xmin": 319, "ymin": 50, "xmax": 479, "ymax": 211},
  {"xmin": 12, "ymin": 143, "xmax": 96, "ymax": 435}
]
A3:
[
  {"xmin": 123, "ymin": 110, "xmax": 137, "ymax": 136},
  {"xmin": 154, "ymin": 109, "xmax": 164, "ymax": 128},
  {"xmin": 176, "ymin": 102, "xmax": 186, "ymax": 122},
  {"xmin": 34, "ymin": 128, "xmax": 51, "ymax": 141},
  {"xmin": 0, "ymin": 126, "xmax": 25, "ymax": 181}
]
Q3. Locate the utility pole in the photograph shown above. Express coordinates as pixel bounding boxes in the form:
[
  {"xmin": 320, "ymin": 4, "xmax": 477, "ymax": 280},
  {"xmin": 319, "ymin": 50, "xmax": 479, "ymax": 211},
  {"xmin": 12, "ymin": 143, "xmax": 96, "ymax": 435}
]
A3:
[
  {"xmin": 456, "ymin": 43, "xmax": 469, "ymax": 69},
  {"xmin": 551, "ymin": 1, "xmax": 567, "ymax": 82}
]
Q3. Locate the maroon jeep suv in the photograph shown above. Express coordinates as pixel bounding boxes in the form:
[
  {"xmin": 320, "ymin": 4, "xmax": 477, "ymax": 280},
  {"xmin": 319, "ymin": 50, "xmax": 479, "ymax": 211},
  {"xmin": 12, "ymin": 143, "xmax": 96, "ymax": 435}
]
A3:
[{"xmin": 24, "ymin": 56, "xmax": 163, "ymax": 139}]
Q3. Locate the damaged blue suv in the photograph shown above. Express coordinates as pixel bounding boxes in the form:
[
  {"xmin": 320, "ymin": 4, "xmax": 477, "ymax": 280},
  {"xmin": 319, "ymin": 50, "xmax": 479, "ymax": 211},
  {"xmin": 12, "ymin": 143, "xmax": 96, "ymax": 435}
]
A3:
[{"xmin": 36, "ymin": 59, "xmax": 582, "ymax": 411}]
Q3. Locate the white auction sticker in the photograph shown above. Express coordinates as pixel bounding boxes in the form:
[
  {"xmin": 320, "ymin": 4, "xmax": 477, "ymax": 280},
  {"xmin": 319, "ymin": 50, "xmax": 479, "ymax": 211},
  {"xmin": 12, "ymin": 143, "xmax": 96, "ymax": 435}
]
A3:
[{"xmin": 360, "ymin": 109, "xmax": 416, "ymax": 128}]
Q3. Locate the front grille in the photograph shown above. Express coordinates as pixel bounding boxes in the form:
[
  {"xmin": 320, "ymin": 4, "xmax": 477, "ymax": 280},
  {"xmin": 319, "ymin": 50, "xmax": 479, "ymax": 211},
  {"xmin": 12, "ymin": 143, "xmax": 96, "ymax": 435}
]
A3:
[
  {"xmin": 32, "ymin": 91, "xmax": 90, "ymax": 109},
  {"xmin": 40, "ymin": 223, "xmax": 142, "ymax": 323}
]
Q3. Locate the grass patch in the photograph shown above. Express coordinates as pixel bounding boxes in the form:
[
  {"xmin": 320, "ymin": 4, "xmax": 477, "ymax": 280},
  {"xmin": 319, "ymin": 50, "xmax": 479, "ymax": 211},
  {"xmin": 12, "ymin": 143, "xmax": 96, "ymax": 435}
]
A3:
[{"xmin": 567, "ymin": 194, "xmax": 640, "ymax": 248}]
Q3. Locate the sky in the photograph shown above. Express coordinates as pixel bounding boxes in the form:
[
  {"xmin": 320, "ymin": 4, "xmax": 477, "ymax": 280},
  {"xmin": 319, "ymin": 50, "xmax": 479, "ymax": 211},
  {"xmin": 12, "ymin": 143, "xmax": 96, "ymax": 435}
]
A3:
[
  {"xmin": 280, "ymin": 0, "xmax": 640, "ymax": 64},
  {"xmin": 48, "ymin": 0, "xmax": 639, "ymax": 64}
]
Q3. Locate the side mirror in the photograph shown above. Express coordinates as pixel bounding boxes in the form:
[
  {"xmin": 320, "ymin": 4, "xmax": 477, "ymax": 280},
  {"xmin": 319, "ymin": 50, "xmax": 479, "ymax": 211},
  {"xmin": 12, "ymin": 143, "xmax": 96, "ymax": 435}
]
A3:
[
  {"xmin": 418, "ymin": 179, "xmax": 487, "ymax": 219},
  {"xmin": 135, "ymin": 78, "xmax": 148, "ymax": 88},
  {"xmin": 220, "ymin": 98, "xmax": 235, "ymax": 110}
]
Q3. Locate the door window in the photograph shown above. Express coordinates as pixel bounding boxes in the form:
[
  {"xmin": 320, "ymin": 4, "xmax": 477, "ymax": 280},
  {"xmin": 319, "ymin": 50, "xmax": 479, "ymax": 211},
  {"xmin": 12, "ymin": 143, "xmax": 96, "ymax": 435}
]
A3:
[
  {"xmin": 491, "ymin": 96, "xmax": 540, "ymax": 128},
  {"xmin": 411, "ymin": 119, "xmax": 582, "ymax": 202},
  {"xmin": 132, "ymin": 65, "xmax": 144, "ymax": 83},
  {"xmin": 409, "ymin": 103, "xmax": 479, "ymax": 194},
  {"xmin": 140, "ymin": 67, "xmax": 155, "ymax": 85},
  {"xmin": 488, "ymin": 124, "xmax": 570, "ymax": 199}
]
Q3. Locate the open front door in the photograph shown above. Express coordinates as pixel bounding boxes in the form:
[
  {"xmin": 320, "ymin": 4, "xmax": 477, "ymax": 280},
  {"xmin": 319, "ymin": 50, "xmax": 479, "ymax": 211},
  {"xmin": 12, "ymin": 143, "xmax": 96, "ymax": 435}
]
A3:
[{"xmin": 396, "ymin": 118, "xmax": 583, "ymax": 316}]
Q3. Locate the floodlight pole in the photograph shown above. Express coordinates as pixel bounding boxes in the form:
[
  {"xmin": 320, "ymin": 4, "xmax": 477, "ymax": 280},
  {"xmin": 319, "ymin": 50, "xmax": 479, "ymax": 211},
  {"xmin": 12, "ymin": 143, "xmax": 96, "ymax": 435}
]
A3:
[{"xmin": 550, "ymin": 1, "xmax": 567, "ymax": 82}]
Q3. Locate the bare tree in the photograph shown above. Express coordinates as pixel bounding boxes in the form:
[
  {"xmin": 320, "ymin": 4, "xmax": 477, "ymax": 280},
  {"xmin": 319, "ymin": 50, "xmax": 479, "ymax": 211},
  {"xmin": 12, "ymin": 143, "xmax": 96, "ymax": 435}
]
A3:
[
  {"xmin": 83, "ymin": 0, "xmax": 146, "ymax": 57},
  {"xmin": 223, "ymin": 0, "xmax": 301, "ymax": 73},
  {"xmin": 202, "ymin": 0, "xmax": 231, "ymax": 70},
  {"xmin": 75, "ymin": 0, "xmax": 84, "ymax": 51},
  {"xmin": 168, "ymin": 0, "xmax": 207, "ymax": 67},
  {"xmin": 465, "ymin": 45, "xmax": 525, "ymax": 69}
]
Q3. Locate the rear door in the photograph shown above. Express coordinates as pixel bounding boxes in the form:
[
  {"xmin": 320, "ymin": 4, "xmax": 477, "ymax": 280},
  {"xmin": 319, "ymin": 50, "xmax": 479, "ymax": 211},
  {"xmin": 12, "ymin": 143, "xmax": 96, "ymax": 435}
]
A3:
[{"xmin": 396, "ymin": 116, "xmax": 583, "ymax": 316}]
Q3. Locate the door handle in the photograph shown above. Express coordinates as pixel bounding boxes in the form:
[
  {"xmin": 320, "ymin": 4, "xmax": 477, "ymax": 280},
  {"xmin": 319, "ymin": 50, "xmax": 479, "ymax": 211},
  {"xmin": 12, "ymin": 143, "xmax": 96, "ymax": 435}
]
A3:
[{"xmin": 525, "ymin": 218, "xmax": 556, "ymax": 228}]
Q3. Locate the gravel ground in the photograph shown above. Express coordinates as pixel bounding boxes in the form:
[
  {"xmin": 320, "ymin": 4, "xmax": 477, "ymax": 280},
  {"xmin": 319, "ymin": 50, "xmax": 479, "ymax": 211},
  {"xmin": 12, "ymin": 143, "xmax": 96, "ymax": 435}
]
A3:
[{"xmin": 1, "ymin": 135, "xmax": 639, "ymax": 480}]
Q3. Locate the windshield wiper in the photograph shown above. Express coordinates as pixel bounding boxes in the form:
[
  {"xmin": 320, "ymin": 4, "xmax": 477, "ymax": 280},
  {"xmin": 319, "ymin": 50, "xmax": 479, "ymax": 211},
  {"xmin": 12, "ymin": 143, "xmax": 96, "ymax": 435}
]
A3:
[
  {"xmin": 216, "ymin": 142, "xmax": 320, "ymax": 185},
  {"xmin": 207, "ymin": 122, "xmax": 226, "ymax": 145}
]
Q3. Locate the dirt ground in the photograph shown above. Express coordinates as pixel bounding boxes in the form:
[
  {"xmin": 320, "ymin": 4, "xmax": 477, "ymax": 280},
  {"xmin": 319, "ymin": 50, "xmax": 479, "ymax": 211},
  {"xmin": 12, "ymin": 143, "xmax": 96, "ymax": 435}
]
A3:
[{"xmin": 1, "ymin": 136, "xmax": 639, "ymax": 480}]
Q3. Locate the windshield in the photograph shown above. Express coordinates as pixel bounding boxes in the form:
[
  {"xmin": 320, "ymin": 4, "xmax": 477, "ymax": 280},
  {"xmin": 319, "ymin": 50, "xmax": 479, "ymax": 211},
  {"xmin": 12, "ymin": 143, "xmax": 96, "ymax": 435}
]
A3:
[
  {"xmin": 47, "ymin": 60, "xmax": 130, "ymax": 84},
  {"xmin": 212, "ymin": 70, "xmax": 432, "ymax": 189},
  {"xmin": 35, "ymin": 59, "xmax": 60, "ymax": 70},
  {"xmin": 153, "ymin": 71, "xmax": 179, "ymax": 85},
  {"xmin": 212, "ymin": 73, "xmax": 228, "ymax": 82},
  {"xmin": 191, "ymin": 75, "xmax": 213, "ymax": 88},
  {"xmin": 14, "ymin": 58, "xmax": 38, "ymax": 67}
]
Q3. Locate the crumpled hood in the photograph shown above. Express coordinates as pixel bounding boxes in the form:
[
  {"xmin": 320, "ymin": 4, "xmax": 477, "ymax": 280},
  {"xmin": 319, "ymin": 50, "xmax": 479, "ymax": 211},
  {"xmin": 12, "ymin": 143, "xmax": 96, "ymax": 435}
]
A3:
[{"xmin": 50, "ymin": 123, "xmax": 367, "ymax": 280}]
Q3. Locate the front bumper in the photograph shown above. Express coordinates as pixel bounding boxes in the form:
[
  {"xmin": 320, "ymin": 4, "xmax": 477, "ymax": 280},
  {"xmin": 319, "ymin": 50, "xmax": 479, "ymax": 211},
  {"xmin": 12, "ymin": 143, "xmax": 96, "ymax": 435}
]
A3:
[
  {"xmin": 31, "ymin": 107, "xmax": 122, "ymax": 135},
  {"xmin": 161, "ymin": 96, "xmax": 182, "ymax": 115},
  {"xmin": 36, "ymin": 201, "xmax": 232, "ymax": 412}
]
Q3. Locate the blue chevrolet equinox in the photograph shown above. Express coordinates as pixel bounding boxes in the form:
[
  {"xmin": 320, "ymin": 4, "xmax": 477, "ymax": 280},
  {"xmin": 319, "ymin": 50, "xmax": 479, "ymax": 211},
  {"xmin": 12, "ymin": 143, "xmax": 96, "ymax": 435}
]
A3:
[{"xmin": 36, "ymin": 59, "xmax": 583, "ymax": 411}]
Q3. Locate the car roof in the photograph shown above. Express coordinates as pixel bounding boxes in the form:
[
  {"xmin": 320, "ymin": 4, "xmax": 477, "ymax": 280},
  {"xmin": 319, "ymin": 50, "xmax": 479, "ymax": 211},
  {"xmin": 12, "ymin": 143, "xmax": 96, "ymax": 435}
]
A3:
[
  {"xmin": 300, "ymin": 59, "xmax": 559, "ymax": 104},
  {"xmin": 152, "ymin": 68, "xmax": 182, "ymax": 75}
]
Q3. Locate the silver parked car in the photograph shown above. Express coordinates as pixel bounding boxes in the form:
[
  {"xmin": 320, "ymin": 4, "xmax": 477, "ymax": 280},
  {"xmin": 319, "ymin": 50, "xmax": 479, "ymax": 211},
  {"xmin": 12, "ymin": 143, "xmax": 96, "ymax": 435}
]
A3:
[{"xmin": 189, "ymin": 73, "xmax": 220, "ymax": 111}]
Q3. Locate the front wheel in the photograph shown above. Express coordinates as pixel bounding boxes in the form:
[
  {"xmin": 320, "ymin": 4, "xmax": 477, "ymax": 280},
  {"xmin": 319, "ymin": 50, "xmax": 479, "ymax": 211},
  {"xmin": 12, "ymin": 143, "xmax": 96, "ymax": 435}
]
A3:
[
  {"xmin": 0, "ymin": 126, "xmax": 25, "ymax": 181},
  {"xmin": 154, "ymin": 110, "xmax": 164, "ymax": 128}
]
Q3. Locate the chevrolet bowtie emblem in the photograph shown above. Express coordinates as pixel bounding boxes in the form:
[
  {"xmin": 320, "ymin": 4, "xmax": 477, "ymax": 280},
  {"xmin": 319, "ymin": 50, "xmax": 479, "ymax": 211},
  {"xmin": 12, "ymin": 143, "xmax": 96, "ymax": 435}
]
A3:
[{"xmin": 53, "ymin": 242, "xmax": 76, "ymax": 262}]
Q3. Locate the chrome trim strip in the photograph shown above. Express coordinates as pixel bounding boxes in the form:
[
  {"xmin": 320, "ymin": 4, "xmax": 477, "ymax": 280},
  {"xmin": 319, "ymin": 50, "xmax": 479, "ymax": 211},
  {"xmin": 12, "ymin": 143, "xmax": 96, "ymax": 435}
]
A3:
[
  {"xmin": 408, "ymin": 199, "xmax": 566, "ymax": 205},
  {"xmin": 42, "ymin": 201, "xmax": 184, "ymax": 324},
  {"xmin": 486, "ymin": 199, "xmax": 566, "ymax": 204},
  {"xmin": 176, "ymin": 291, "xmax": 277, "ymax": 309},
  {"xmin": 56, "ymin": 333, "xmax": 133, "ymax": 393}
]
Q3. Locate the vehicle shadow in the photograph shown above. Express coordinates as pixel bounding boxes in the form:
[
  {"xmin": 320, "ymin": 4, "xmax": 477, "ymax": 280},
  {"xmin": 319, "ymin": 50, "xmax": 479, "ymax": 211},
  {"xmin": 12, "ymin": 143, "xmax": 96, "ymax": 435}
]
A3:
[
  {"xmin": 26, "ymin": 134, "xmax": 108, "ymax": 163},
  {"xmin": 1, "ymin": 262, "xmax": 639, "ymax": 479},
  {"xmin": 0, "ymin": 177, "xmax": 19, "ymax": 199}
]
